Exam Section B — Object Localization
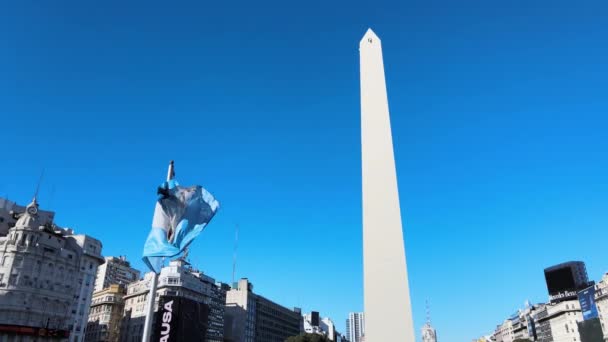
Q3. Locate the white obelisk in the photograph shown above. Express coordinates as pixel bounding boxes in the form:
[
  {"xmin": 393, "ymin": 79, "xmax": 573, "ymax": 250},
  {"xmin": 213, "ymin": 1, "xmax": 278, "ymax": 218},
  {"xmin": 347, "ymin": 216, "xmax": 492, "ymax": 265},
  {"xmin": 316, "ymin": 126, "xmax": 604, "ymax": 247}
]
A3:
[{"xmin": 360, "ymin": 28, "xmax": 415, "ymax": 342}]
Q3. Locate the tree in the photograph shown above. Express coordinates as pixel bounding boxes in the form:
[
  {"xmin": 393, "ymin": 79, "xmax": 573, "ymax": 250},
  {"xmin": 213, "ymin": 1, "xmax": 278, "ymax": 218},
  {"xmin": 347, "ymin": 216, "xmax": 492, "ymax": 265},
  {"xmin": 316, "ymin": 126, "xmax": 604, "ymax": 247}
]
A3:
[{"xmin": 285, "ymin": 333, "xmax": 332, "ymax": 342}]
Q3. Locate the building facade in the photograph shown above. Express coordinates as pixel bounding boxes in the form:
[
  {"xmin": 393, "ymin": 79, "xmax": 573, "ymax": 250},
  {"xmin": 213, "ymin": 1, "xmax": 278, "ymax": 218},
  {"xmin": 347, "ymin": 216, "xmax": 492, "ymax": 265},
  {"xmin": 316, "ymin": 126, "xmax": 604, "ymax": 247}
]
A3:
[
  {"xmin": 301, "ymin": 312, "xmax": 337, "ymax": 341},
  {"xmin": 534, "ymin": 300, "xmax": 583, "ymax": 342},
  {"xmin": 93, "ymin": 256, "xmax": 140, "ymax": 293},
  {"xmin": 0, "ymin": 198, "xmax": 104, "ymax": 342},
  {"xmin": 120, "ymin": 259, "xmax": 225, "ymax": 342},
  {"xmin": 224, "ymin": 278, "xmax": 301, "ymax": 342},
  {"xmin": 346, "ymin": 312, "xmax": 364, "ymax": 342},
  {"xmin": 595, "ymin": 273, "xmax": 608, "ymax": 341},
  {"xmin": 85, "ymin": 284, "xmax": 126, "ymax": 342}
]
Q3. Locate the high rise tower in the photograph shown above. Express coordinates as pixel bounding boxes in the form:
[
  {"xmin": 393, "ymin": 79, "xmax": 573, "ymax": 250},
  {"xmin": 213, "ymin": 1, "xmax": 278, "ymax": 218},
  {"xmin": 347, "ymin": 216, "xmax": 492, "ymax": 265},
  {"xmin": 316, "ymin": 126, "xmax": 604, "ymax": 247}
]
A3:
[{"xmin": 360, "ymin": 28, "xmax": 415, "ymax": 342}]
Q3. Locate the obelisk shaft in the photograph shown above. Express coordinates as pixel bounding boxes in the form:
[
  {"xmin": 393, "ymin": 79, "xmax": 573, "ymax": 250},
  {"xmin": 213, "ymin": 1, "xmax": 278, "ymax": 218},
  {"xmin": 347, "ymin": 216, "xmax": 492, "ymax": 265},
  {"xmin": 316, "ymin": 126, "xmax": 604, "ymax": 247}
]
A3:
[{"xmin": 360, "ymin": 29, "xmax": 415, "ymax": 342}]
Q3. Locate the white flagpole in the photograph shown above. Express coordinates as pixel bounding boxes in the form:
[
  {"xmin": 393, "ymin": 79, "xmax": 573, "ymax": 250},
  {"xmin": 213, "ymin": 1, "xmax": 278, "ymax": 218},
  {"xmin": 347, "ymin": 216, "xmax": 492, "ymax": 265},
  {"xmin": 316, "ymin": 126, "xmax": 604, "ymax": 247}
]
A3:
[{"xmin": 141, "ymin": 161, "xmax": 175, "ymax": 342}]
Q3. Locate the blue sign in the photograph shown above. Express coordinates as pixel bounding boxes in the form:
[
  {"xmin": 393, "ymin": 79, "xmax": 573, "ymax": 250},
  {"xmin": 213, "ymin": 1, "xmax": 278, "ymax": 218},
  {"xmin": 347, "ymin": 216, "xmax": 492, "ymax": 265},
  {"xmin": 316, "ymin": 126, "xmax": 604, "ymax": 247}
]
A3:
[{"xmin": 578, "ymin": 286, "xmax": 599, "ymax": 320}]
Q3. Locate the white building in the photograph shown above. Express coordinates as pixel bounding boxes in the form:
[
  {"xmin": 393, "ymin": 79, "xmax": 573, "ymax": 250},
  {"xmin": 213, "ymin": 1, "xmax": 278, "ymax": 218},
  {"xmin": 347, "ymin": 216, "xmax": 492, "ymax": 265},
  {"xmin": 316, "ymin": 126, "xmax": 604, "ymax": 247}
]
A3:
[
  {"xmin": 534, "ymin": 299, "xmax": 583, "ymax": 342},
  {"xmin": 595, "ymin": 273, "xmax": 608, "ymax": 341},
  {"xmin": 93, "ymin": 256, "xmax": 140, "ymax": 292},
  {"xmin": 346, "ymin": 312, "xmax": 364, "ymax": 342},
  {"xmin": 0, "ymin": 198, "xmax": 104, "ymax": 342},
  {"xmin": 120, "ymin": 259, "xmax": 225, "ymax": 342},
  {"xmin": 301, "ymin": 312, "xmax": 337, "ymax": 341}
]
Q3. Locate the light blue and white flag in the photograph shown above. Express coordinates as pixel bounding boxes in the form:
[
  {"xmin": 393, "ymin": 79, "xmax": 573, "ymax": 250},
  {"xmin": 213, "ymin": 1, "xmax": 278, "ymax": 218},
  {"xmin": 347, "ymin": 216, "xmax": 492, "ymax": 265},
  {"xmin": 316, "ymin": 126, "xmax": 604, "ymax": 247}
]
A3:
[{"xmin": 142, "ymin": 178, "xmax": 220, "ymax": 273}]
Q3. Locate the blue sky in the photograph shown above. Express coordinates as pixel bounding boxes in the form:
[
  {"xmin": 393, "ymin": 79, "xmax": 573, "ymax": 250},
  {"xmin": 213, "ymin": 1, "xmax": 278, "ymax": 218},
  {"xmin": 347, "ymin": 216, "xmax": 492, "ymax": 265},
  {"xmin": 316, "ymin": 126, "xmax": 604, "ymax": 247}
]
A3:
[{"xmin": 2, "ymin": 0, "xmax": 608, "ymax": 340}]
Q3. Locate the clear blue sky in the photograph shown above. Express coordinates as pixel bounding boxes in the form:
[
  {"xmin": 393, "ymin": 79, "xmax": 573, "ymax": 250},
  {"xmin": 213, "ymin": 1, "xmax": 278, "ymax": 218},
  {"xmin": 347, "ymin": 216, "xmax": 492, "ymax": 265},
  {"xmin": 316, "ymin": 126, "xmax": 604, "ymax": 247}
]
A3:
[{"xmin": 2, "ymin": 1, "xmax": 608, "ymax": 340}]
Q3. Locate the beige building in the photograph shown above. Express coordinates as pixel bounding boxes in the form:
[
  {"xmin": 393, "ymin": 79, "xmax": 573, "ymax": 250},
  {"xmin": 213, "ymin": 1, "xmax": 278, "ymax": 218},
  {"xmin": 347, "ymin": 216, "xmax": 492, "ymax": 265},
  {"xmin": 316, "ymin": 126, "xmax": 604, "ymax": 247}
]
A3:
[
  {"xmin": 93, "ymin": 256, "xmax": 139, "ymax": 293},
  {"xmin": 120, "ymin": 259, "xmax": 225, "ymax": 342},
  {"xmin": 595, "ymin": 273, "xmax": 608, "ymax": 341},
  {"xmin": 224, "ymin": 278, "xmax": 301, "ymax": 342},
  {"xmin": 0, "ymin": 198, "xmax": 104, "ymax": 342},
  {"xmin": 85, "ymin": 285, "xmax": 125, "ymax": 342},
  {"xmin": 535, "ymin": 300, "xmax": 583, "ymax": 342}
]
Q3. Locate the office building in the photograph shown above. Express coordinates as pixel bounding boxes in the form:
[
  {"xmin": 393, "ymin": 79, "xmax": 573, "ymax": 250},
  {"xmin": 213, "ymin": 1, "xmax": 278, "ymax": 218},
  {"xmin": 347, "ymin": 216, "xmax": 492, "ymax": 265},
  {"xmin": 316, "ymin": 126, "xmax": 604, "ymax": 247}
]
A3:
[
  {"xmin": 0, "ymin": 198, "xmax": 104, "ymax": 342},
  {"xmin": 94, "ymin": 256, "xmax": 140, "ymax": 292},
  {"xmin": 346, "ymin": 312, "xmax": 364, "ymax": 342},
  {"xmin": 85, "ymin": 284, "xmax": 126, "ymax": 342},
  {"xmin": 545, "ymin": 261, "xmax": 590, "ymax": 303},
  {"xmin": 120, "ymin": 259, "xmax": 224, "ymax": 342},
  {"xmin": 224, "ymin": 278, "xmax": 301, "ymax": 342}
]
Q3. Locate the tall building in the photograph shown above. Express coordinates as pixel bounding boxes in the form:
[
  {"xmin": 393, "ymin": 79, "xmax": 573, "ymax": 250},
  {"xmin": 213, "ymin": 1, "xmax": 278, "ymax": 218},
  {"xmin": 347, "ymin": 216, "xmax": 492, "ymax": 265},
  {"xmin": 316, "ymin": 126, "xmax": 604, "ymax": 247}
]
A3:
[
  {"xmin": 94, "ymin": 256, "xmax": 140, "ymax": 292},
  {"xmin": 224, "ymin": 278, "xmax": 301, "ymax": 342},
  {"xmin": 360, "ymin": 28, "xmax": 415, "ymax": 342},
  {"xmin": 544, "ymin": 261, "xmax": 590, "ymax": 303},
  {"xmin": 85, "ymin": 284, "xmax": 126, "ymax": 342},
  {"xmin": 594, "ymin": 273, "xmax": 608, "ymax": 342},
  {"xmin": 120, "ymin": 259, "xmax": 225, "ymax": 342},
  {"xmin": 0, "ymin": 198, "xmax": 104, "ymax": 342},
  {"xmin": 346, "ymin": 312, "xmax": 364, "ymax": 342}
]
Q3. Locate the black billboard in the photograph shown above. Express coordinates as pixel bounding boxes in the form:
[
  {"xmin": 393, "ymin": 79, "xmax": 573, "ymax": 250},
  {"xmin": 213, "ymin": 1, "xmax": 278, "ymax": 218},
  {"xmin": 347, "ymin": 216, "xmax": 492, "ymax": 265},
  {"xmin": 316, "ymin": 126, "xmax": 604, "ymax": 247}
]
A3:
[
  {"xmin": 152, "ymin": 296, "xmax": 209, "ymax": 342},
  {"xmin": 311, "ymin": 311, "xmax": 320, "ymax": 327},
  {"xmin": 545, "ymin": 267, "xmax": 576, "ymax": 295},
  {"xmin": 577, "ymin": 318, "xmax": 603, "ymax": 342}
]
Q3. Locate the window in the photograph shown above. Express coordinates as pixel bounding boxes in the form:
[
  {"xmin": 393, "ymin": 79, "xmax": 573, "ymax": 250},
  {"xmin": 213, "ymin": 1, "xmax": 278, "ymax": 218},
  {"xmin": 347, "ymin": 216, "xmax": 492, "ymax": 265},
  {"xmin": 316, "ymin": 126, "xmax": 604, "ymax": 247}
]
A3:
[
  {"xmin": 1, "ymin": 256, "xmax": 7, "ymax": 266},
  {"xmin": 9, "ymin": 274, "xmax": 17, "ymax": 286},
  {"xmin": 14, "ymin": 256, "xmax": 23, "ymax": 267}
]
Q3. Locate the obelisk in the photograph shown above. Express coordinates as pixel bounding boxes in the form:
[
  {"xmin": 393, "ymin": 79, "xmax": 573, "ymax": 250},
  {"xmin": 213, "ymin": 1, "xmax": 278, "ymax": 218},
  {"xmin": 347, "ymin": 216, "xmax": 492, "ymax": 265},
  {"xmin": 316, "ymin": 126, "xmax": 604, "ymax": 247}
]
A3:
[{"xmin": 360, "ymin": 28, "xmax": 415, "ymax": 342}]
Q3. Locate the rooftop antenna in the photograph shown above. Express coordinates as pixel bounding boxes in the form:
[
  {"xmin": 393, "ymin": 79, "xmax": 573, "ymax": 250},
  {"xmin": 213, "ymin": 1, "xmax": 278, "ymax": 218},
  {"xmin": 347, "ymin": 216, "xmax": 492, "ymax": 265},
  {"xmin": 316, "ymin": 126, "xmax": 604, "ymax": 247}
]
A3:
[
  {"xmin": 33, "ymin": 169, "xmax": 45, "ymax": 203},
  {"xmin": 426, "ymin": 299, "xmax": 431, "ymax": 325},
  {"xmin": 232, "ymin": 223, "xmax": 239, "ymax": 285}
]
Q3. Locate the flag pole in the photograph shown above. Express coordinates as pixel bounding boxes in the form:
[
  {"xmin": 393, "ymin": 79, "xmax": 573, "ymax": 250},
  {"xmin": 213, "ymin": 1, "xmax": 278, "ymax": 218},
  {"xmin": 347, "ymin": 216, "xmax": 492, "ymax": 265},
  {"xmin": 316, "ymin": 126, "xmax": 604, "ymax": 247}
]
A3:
[{"xmin": 142, "ymin": 161, "xmax": 175, "ymax": 342}]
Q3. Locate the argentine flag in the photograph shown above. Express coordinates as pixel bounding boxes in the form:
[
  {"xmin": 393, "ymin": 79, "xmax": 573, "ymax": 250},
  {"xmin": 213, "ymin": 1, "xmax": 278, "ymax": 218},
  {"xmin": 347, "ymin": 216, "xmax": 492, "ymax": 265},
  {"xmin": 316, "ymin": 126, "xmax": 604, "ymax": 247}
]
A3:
[{"xmin": 142, "ymin": 178, "xmax": 220, "ymax": 273}]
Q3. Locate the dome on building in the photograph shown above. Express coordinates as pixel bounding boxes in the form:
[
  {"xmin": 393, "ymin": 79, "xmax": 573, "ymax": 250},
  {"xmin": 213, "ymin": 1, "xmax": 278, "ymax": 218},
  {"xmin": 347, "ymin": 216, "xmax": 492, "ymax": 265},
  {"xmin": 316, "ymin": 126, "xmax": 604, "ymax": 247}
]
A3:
[{"xmin": 13, "ymin": 198, "xmax": 42, "ymax": 230}]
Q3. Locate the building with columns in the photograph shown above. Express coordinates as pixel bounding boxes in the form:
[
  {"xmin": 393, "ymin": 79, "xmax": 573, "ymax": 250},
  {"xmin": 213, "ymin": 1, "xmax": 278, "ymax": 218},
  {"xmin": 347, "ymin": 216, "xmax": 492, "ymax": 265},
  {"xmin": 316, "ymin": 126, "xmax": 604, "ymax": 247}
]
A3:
[{"xmin": 0, "ymin": 198, "xmax": 104, "ymax": 342}]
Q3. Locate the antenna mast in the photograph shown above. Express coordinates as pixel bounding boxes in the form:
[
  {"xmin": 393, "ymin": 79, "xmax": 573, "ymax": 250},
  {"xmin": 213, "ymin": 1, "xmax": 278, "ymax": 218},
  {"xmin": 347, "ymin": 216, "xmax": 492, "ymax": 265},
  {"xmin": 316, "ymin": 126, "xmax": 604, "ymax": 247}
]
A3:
[
  {"xmin": 232, "ymin": 223, "xmax": 239, "ymax": 285},
  {"xmin": 33, "ymin": 169, "xmax": 45, "ymax": 202}
]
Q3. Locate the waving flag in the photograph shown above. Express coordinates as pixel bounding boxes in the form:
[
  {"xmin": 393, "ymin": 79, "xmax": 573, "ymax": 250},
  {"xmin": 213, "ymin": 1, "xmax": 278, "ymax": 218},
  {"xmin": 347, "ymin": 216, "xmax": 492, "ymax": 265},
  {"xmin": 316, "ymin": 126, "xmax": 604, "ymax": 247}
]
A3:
[{"xmin": 142, "ymin": 171, "xmax": 220, "ymax": 273}]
